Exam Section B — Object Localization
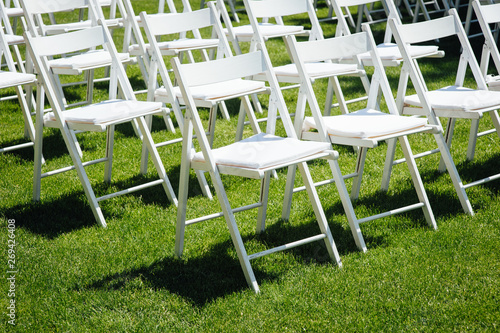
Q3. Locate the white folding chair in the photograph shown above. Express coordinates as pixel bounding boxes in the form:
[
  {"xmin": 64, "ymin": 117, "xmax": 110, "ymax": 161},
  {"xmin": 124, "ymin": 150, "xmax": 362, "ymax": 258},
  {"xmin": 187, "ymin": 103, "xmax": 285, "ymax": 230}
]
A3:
[
  {"xmin": 0, "ymin": 21, "xmax": 36, "ymax": 154},
  {"xmin": 140, "ymin": 3, "xmax": 256, "ymax": 137},
  {"xmin": 26, "ymin": 17, "xmax": 177, "ymax": 228},
  {"xmin": 140, "ymin": 3, "xmax": 253, "ymax": 197},
  {"xmin": 331, "ymin": 0, "xmax": 444, "ymax": 68},
  {"xmin": 284, "ymin": 26, "xmax": 438, "ymax": 252},
  {"xmin": 20, "ymin": 0, "xmax": 131, "ymax": 108},
  {"xmin": 387, "ymin": 9, "xmax": 500, "ymax": 215},
  {"xmin": 172, "ymin": 48, "xmax": 344, "ymax": 293}
]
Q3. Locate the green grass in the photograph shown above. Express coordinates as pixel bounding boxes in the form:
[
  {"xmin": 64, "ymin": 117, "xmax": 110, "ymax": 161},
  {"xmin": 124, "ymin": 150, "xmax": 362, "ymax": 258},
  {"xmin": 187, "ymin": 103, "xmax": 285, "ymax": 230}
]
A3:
[{"xmin": 1, "ymin": 1, "xmax": 500, "ymax": 331}]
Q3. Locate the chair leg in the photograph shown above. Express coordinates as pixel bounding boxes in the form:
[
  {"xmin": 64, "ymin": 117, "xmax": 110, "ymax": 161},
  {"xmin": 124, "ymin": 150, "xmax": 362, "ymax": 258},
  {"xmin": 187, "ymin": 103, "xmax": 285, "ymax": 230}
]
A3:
[
  {"xmin": 326, "ymin": 158, "xmax": 367, "ymax": 252},
  {"xmin": 466, "ymin": 118, "xmax": 480, "ymax": 161},
  {"xmin": 438, "ymin": 118, "xmax": 456, "ymax": 173},
  {"xmin": 256, "ymin": 171, "xmax": 272, "ymax": 234},
  {"xmin": 433, "ymin": 132, "xmax": 474, "ymax": 215},
  {"xmin": 282, "ymin": 164, "xmax": 297, "ymax": 221},
  {"xmin": 62, "ymin": 124, "xmax": 108, "ymax": 227},
  {"xmin": 399, "ymin": 136, "xmax": 437, "ymax": 229},
  {"xmin": 298, "ymin": 161, "xmax": 342, "ymax": 266},
  {"xmin": 136, "ymin": 116, "xmax": 178, "ymax": 206},
  {"xmin": 210, "ymin": 168, "xmax": 260, "ymax": 293},
  {"xmin": 381, "ymin": 138, "xmax": 398, "ymax": 192},
  {"xmin": 236, "ymin": 95, "xmax": 261, "ymax": 142},
  {"xmin": 104, "ymin": 125, "xmax": 115, "ymax": 183},
  {"xmin": 175, "ymin": 126, "xmax": 193, "ymax": 258},
  {"xmin": 32, "ymin": 85, "xmax": 45, "ymax": 202},
  {"xmin": 350, "ymin": 147, "xmax": 368, "ymax": 200}
]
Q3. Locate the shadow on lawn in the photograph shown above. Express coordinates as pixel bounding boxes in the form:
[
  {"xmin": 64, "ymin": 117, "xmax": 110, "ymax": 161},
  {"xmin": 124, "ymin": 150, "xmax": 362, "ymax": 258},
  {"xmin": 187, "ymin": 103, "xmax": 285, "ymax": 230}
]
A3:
[
  {"xmin": 85, "ymin": 217, "xmax": 355, "ymax": 306},
  {"xmin": 3, "ymin": 194, "xmax": 96, "ymax": 238},
  {"xmin": 3, "ymin": 173, "xmax": 178, "ymax": 238}
]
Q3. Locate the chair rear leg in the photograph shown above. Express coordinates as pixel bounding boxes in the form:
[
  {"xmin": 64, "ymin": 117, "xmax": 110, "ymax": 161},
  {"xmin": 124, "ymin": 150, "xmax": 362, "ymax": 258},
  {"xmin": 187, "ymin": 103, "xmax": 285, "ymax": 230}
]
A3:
[
  {"xmin": 256, "ymin": 171, "xmax": 272, "ymax": 234},
  {"xmin": 433, "ymin": 132, "xmax": 474, "ymax": 215},
  {"xmin": 399, "ymin": 135, "xmax": 437, "ymax": 229},
  {"xmin": 298, "ymin": 161, "xmax": 342, "ymax": 266}
]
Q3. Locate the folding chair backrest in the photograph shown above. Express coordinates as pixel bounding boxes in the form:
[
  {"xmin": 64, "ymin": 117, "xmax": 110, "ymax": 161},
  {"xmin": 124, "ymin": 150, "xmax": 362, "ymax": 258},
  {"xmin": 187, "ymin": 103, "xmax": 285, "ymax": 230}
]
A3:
[
  {"xmin": 24, "ymin": 23, "xmax": 134, "ymax": 114},
  {"xmin": 244, "ymin": 0, "xmax": 323, "ymax": 41},
  {"xmin": 173, "ymin": 49, "xmax": 296, "ymax": 139},
  {"xmin": 20, "ymin": 0, "xmax": 99, "ymax": 36},
  {"xmin": 390, "ymin": 10, "xmax": 487, "ymax": 90},
  {"xmin": 287, "ymin": 27, "xmax": 399, "ymax": 131}
]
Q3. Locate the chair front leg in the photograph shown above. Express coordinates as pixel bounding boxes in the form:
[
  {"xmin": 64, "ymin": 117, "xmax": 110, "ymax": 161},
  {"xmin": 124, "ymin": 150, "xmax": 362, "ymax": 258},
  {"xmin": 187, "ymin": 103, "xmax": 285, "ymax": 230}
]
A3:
[
  {"xmin": 104, "ymin": 124, "xmax": 115, "ymax": 183},
  {"xmin": 350, "ymin": 147, "xmax": 368, "ymax": 200},
  {"xmin": 256, "ymin": 171, "xmax": 272, "ymax": 234}
]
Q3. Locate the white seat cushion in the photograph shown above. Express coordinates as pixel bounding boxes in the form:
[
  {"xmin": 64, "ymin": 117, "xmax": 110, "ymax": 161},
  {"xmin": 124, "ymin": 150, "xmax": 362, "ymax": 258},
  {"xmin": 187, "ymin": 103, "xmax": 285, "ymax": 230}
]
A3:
[
  {"xmin": 156, "ymin": 79, "xmax": 266, "ymax": 101},
  {"xmin": 49, "ymin": 50, "xmax": 130, "ymax": 70},
  {"xmin": 274, "ymin": 62, "xmax": 359, "ymax": 78},
  {"xmin": 303, "ymin": 109, "xmax": 428, "ymax": 139},
  {"xmin": 192, "ymin": 133, "xmax": 331, "ymax": 169},
  {"xmin": 44, "ymin": 99, "xmax": 162, "ymax": 125},
  {"xmin": 343, "ymin": 43, "xmax": 439, "ymax": 61},
  {"xmin": 404, "ymin": 86, "xmax": 500, "ymax": 111},
  {"xmin": 129, "ymin": 38, "xmax": 219, "ymax": 54},
  {"xmin": 227, "ymin": 23, "xmax": 304, "ymax": 38},
  {"xmin": 0, "ymin": 71, "xmax": 36, "ymax": 89}
]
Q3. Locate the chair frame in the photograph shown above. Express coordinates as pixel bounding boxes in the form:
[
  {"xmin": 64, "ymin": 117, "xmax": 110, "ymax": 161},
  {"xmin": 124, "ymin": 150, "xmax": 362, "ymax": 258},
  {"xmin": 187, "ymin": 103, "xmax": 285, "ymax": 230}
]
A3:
[
  {"xmin": 284, "ymin": 25, "xmax": 438, "ymax": 252},
  {"xmin": 0, "ymin": 18, "xmax": 36, "ymax": 154},
  {"xmin": 26, "ymin": 14, "xmax": 177, "ymax": 228},
  {"xmin": 387, "ymin": 9, "xmax": 500, "ymax": 215},
  {"xmin": 172, "ymin": 46, "xmax": 345, "ymax": 293}
]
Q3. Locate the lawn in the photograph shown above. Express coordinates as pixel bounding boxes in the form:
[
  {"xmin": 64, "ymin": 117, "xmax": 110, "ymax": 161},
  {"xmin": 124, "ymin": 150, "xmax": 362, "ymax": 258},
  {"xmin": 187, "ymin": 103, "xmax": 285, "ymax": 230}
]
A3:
[{"xmin": 1, "ymin": 0, "xmax": 499, "ymax": 332}]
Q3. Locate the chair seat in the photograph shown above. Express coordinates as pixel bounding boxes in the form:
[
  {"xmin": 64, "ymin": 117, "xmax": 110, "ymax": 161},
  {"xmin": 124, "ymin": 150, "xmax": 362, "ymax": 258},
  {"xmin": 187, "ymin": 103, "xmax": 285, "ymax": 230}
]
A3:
[
  {"xmin": 404, "ymin": 85, "xmax": 500, "ymax": 111},
  {"xmin": 0, "ymin": 71, "xmax": 36, "ymax": 89},
  {"xmin": 303, "ymin": 109, "xmax": 428, "ymax": 139},
  {"xmin": 226, "ymin": 22, "xmax": 305, "ymax": 38},
  {"xmin": 192, "ymin": 133, "xmax": 331, "ymax": 169},
  {"xmin": 274, "ymin": 62, "xmax": 359, "ymax": 78},
  {"xmin": 44, "ymin": 99, "xmax": 162, "ymax": 125},
  {"xmin": 157, "ymin": 78, "xmax": 266, "ymax": 101},
  {"xmin": 129, "ymin": 38, "xmax": 219, "ymax": 55},
  {"xmin": 49, "ymin": 50, "xmax": 130, "ymax": 70},
  {"xmin": 4, "ymin": 34, "xmax": 24, "ymax": 45}
]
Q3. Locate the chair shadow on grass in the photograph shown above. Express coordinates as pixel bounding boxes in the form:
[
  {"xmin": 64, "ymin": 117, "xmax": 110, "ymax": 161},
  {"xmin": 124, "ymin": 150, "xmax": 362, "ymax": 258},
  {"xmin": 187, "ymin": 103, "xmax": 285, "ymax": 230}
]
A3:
[
  {"xmin": 84, "ymin": 213, "xmax": 358, "ymax": 306},
  {"xmin": 3, "ymin": 171, "xmax": 180, "ymax": 239},
  {"xmin": 2, "ymin": 194, "xmax": 97, "ymax": 238}
]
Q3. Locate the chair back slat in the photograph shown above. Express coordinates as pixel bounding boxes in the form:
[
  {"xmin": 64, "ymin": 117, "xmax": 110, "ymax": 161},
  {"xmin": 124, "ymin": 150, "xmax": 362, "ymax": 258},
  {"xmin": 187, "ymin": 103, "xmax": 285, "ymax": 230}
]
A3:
[
  {"xmin": 175, "ymin": 51, "xmax": 266, "ymax": 87},
  {"xmin": 293, "ymin": 32, "xmax": 370, "ymax": 63},
  {"xmin": 20, "ymin": 0, "xmax": 90, "ymax": 14},
  {"xmin": 24, "ymin": 25, "xmax": 106, "ymax": 56},
  {"xmin": 144, "ymin": 8, "xmax": 214, "ymax": 36},
  {"xmin": 247, "ymin": 0, "xmax": 308, "ymax": 18},
  {"xmin": 394, "ymin": 14, "xmax": 458, "ymax": 44}
]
